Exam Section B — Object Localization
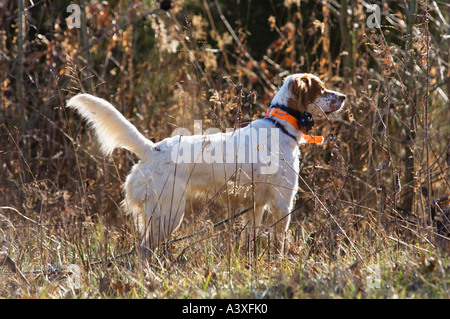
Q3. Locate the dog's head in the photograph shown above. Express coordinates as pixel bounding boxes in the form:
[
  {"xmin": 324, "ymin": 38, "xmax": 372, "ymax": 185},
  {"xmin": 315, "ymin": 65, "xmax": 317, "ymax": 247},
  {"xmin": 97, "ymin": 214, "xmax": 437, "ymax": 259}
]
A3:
[{"xmin": 272, "ymin": 73, "xmax": 346, "ymax": 116}]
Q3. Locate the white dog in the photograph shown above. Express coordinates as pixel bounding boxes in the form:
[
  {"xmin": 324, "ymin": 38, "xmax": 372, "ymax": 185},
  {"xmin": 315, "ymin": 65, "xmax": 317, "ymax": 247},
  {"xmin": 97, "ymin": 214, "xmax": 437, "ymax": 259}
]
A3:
[{"xmin": 67, "ymin": 74, "xmax": 345, "ymax": 253}]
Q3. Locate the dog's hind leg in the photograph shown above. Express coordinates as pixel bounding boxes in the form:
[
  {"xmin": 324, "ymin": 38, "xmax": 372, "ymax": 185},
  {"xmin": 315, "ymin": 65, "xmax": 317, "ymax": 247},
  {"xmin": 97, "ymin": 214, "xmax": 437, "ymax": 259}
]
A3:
[{"xmin": 140, "ymin": 182, "xmax": 186, "ymax": 253}]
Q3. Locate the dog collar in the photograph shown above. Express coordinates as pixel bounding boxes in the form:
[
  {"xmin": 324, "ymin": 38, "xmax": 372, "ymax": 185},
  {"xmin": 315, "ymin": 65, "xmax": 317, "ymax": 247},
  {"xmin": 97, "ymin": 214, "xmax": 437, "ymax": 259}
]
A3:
[{"xmin": 265, "ymin": 105, "xmax": 324, "ymax": 144}]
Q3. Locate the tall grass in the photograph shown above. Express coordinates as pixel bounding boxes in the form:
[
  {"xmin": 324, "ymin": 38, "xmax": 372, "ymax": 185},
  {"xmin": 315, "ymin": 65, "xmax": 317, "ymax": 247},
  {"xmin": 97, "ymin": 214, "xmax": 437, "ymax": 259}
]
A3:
[{"xmin": 0, "ymin": 0, "xmax": 449, "ymax": 298}]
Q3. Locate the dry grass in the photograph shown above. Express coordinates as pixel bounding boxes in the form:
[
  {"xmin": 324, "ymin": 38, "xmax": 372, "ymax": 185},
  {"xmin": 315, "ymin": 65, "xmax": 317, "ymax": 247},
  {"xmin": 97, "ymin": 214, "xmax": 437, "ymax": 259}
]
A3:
[{"xmin": 0, "ymin": 0, "xmax": 449, "ymax": 298}]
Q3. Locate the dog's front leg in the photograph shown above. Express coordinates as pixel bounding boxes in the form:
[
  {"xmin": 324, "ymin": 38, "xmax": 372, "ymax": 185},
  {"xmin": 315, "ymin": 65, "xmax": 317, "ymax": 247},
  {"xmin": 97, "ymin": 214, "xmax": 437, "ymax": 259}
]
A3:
[
  {"xmin": 271, "ymin": 205, "xmax": 291, "ymax": 255},
  {"xmin": 242, "ymin": 205, "xmax": 265, "ymax": 251}
]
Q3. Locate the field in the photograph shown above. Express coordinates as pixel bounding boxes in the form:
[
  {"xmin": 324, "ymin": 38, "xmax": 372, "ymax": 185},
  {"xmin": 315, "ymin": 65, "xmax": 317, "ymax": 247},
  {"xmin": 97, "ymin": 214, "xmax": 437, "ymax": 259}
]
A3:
[{"xmin": 0, "ymin": 0, "xmax": 449, "ymax": 299}]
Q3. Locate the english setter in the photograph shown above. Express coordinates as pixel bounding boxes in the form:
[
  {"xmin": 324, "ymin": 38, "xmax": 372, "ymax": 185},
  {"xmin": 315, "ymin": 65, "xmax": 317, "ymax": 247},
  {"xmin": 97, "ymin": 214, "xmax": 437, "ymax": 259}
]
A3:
[{"xmin": 67, "ymin": 74, "xmax": 345, "ymax": 253}]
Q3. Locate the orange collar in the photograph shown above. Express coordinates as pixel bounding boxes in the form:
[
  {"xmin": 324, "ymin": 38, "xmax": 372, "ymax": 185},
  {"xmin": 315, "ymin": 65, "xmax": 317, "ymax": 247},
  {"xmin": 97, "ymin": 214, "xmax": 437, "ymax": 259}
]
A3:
[{"xmin": 265, "ymin": 108, "xmax": 324, "ymax": 144}]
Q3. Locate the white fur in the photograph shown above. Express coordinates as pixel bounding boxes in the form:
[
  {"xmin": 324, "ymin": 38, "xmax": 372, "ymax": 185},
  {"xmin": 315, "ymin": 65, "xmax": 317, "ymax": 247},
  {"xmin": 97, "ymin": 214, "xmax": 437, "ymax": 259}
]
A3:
[
  {"xmin": 67, "ymin": 94, "xmax": 153, "ymax": 158},
  {"xmin": 270, "ymin": 74, "xmax": 295, "ymax": 107},
  {"xmin": 67, "ymin": 74, "xmax": 345, "ymax": 253}
]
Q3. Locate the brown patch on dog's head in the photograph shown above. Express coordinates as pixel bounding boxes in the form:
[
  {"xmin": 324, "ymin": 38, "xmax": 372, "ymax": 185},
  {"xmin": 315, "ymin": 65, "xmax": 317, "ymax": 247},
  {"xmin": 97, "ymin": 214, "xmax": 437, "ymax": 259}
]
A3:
[{"xmin": 287, "ymin": 74, "xmax": 325, "ymax": 113}]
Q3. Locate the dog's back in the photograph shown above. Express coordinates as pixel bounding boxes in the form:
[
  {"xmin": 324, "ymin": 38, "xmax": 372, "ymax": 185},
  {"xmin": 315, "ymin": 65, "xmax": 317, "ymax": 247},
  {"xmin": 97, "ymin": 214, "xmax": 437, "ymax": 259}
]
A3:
[{"xmin": 67, "ymin": 74, "xmax": 345, "ymax": 253}]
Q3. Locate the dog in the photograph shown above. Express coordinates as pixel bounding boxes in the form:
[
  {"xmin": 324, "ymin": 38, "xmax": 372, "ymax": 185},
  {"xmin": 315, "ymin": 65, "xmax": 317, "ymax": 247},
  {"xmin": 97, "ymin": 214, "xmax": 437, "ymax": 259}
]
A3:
[{"xmin": 67, "ymin": 73, "xmax": 345, "ymax": 253}]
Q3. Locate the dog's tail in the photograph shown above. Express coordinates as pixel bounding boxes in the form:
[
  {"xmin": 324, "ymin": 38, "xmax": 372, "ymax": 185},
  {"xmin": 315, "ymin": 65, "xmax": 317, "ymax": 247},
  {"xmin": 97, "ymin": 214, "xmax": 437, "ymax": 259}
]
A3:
[{"xmin": 67, "ymin": 94, "xmax": 154, "ymax": 159}]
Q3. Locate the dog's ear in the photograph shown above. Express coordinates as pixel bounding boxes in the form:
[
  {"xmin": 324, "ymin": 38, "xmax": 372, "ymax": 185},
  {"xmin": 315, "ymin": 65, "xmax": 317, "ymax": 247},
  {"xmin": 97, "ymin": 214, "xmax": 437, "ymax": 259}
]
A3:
[{"xmin": 287, "ymin": 74, "xmax": 323, "ymax": 112}]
